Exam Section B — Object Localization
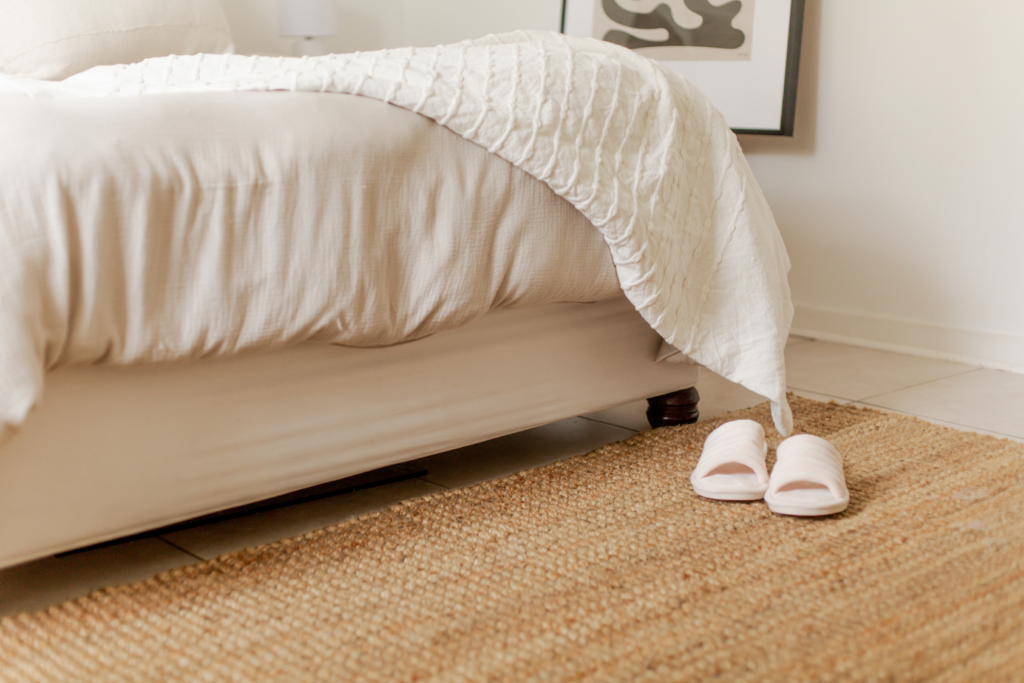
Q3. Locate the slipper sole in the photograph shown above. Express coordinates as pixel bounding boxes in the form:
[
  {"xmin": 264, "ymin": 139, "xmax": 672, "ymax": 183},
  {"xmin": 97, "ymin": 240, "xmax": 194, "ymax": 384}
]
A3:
[
  {"xmin": 765, "ymin": 500, "xmax": 849, "ymax": 516},
  {"xmin": 692, "ymin": 486, "xmax": 768, "ymax": 502}
]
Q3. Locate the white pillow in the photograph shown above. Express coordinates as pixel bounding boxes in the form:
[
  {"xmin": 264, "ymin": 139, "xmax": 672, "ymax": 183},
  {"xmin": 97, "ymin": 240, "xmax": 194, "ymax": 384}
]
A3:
[{"xmin": 0, "ymin": 0, "xmax": 235, "ymax": 81}]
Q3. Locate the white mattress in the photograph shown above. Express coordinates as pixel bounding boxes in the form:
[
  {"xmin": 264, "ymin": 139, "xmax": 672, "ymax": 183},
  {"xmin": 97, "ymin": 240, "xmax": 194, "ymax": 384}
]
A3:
[{"xmin": 0, "ymin": 297, "xmax": 698, "ymax": 569}]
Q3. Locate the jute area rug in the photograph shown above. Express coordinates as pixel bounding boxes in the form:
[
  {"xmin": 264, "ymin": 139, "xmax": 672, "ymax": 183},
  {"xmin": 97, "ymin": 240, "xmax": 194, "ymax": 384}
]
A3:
[{"xmin": 2, "ymin": 397, "xmax": 1023, "ymax": 682}]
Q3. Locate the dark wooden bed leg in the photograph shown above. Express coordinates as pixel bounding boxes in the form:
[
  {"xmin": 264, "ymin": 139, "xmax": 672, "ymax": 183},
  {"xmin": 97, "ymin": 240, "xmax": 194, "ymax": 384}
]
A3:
[{"xmin": 646, "ymin": 387, "xmax": 700, "ymax": 429}]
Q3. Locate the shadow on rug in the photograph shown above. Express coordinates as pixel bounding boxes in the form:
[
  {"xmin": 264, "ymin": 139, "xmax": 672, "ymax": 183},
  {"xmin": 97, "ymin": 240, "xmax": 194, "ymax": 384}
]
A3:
[{"xmin": 2, "ymin": 396, "xmax": 1022, "ymax": 681}]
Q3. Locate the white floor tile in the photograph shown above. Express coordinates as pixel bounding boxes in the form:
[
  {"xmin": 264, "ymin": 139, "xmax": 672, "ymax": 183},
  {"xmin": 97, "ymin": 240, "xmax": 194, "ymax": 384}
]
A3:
[
  {"xmin": 0, "ymin": 538, "xmax": 197, "ymax": 618},
  {"xmin": 411, "ymin": 417, "xmax": 635, "ymax": 489},
  {"xmin": 857, "ymin": 369, "xmax": 1024, "ymax": 440},
  {"xmin": 696, "ymin": 370, "xmax": 773, "ymax": 421},
  {"xmin": 850, "ymin": 402, "xmax": 1024, "ymax": 443},
  {"xmin": 791, "ymin": 389, "xmax": 852, "ymax": 405},
  {"xmin": 161, "ymin": 478, "xmax": 444, "ymax": 561},
  {"xmin": 581, "ymin": 400, "xmax": 649, "ymax": 431},
  {"xmin": 785, "ymin": 340, "xmax": 976, "ymax": 401}
]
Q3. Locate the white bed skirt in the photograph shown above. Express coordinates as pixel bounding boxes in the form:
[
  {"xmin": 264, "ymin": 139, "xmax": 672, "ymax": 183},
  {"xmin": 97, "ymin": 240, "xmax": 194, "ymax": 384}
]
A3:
[{"xmin": 0, "ymin": 297, "xmax": 698, "ymax": 568}]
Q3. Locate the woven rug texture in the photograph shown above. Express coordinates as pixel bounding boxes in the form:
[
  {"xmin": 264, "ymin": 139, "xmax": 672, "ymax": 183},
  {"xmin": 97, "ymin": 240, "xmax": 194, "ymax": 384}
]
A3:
[{"xmin": 1, "ymin": 396, "xmax": 1023, "ymax": 682}]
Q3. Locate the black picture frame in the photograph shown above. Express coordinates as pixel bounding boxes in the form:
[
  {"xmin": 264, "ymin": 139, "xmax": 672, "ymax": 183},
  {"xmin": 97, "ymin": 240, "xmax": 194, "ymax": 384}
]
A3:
[{"xmin": 561, "ymin": 0, "xmax": 805, "ymax": 136}]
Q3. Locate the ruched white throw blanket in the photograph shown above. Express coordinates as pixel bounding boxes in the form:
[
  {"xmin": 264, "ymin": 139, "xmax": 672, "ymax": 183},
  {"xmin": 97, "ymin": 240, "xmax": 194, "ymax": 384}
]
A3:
[{"xmin": 1, "ymin": 30, "xmax": 793, "ymax": 440}]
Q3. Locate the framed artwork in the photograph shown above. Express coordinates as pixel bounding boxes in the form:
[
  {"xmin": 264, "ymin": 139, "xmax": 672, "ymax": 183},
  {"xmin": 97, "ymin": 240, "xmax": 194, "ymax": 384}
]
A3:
[{"xmin": 561, "ymin": 0, "xmax": 805, "ymax": 135}]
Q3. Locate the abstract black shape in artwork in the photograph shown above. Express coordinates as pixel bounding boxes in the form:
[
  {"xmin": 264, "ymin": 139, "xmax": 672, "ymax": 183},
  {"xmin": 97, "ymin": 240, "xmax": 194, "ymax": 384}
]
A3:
[{"xmin": 602, "ymin": 0, "xmax": 746, "ymax": 51}]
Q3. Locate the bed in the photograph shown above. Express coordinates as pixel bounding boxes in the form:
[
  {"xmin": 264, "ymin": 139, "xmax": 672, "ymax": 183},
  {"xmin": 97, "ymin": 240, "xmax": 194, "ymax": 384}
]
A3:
[{"xmin": 0, "ymin": 2, "xmax": 793, "ymax": 569}]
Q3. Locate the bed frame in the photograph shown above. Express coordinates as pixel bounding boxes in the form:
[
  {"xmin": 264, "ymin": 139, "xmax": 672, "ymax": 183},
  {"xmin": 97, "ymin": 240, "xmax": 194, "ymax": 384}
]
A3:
[{"xmin": 0, "ymin": 296, "xmax": 699, "ymax": 569}]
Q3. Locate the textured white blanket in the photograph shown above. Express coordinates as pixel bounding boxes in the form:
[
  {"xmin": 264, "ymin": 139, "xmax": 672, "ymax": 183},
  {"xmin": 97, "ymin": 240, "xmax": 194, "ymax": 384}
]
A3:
[{"xmin": 5, "ymin": 30, "xmax": 794, "ymax": 436}]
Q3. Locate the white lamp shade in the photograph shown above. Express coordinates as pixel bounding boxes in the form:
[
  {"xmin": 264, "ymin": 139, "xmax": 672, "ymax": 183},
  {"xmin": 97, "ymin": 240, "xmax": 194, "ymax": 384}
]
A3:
[{"xmin": 278, "ymin": 0, "xmax": 338, "ymax": 37}]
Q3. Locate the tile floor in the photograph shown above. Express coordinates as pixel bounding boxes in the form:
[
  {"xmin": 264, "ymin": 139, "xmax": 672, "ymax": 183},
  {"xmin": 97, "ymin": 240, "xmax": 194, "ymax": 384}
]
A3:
[{"xmin": 2, "ymin": 337, "xmax": 1023, "ymax": 617}]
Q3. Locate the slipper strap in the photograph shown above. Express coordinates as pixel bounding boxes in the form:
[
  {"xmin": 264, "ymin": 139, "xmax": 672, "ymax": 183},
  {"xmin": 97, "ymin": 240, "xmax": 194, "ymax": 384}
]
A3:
[
  {"xmin": 693, "ymin": 438, "xmax": 769, "ymax": 485},
  {"xmin": 703, "ymin": 420, "xmax": 763, "ymax": 448},
  {"xmin": 768, "ymin": 436, "xmax": 848, "ymax": 499}
]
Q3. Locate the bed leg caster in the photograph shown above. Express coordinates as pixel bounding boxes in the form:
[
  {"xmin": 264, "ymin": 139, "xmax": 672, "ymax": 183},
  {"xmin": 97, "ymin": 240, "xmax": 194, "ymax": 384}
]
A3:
[{"xmin": 646, "ymin": 387, "xmax": 700, "ymax": 429}]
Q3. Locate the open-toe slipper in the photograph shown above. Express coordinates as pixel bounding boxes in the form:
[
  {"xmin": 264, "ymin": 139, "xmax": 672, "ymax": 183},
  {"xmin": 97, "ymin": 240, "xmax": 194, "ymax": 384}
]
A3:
[
  {"xmin": 765, "ymin": 434, "xmax": 849, "ymax": 516},
  {"xmin": 690, "ymin": 420, "xmax": 769, "ymax": 501}
]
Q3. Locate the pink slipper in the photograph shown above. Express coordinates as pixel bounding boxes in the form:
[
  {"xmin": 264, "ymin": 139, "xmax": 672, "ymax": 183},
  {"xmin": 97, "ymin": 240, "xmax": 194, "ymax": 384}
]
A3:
[
  {"xmin": 690, "ymin": 420, "xmax": 769, "ymax": 501},
  {"xmin": 765, "ymin": 434, "xmax": 849, "ymax": 516}
]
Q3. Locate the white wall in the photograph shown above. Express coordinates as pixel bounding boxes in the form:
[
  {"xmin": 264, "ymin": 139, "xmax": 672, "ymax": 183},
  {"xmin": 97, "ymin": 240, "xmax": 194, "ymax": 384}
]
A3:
[
  {"xmin": 217, "ymin": 0, "xmax": 562, "ymax": 56},
  {"xmin": 739, "ymin": 0, "xmax": 1024, "ymax": 371},
  {"xmin": 217, "ymin": 0, "xmax": 1024, "ymax": 372}
]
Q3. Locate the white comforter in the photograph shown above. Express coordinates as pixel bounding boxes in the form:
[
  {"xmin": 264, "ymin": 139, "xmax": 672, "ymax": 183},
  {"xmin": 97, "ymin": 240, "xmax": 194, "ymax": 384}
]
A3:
[{"xmin": 0, "ymin": 30, "xmax": 793, "ymax": 441}]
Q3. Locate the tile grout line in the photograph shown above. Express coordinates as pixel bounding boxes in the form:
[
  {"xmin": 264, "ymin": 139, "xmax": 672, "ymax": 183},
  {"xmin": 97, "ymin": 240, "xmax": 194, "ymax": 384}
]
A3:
[
  {"xmin": 418, "ymin": 475, "xmax": 453, "ymax": 491},
  {"xmin": 789, "ymin": 390, "xmax": 852, "ymax": 404},
  {"xmin": 157, "ymin": 537, "xmax": 206, "ymax": 563},
  {"xmin": 853, "ymin": 366, "xmax": 983, "ymax": 403},
  {"xmin": 853, "ymin": 401, "xmax": 1024, "ymax": 442},
  {"xmin": 578, "ymin": 415, "xmax": 641, "ymax": 432},
  {"xmin": 786, "ymin": 366, "xmax": 984, "ymax": 406}
]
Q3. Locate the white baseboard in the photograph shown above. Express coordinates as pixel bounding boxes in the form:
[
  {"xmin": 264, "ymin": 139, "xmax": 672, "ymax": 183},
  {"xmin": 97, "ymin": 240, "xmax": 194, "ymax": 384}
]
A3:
[{"xmin": 791, "ymin": 303, "xmax": 1024, "ymax": 374}]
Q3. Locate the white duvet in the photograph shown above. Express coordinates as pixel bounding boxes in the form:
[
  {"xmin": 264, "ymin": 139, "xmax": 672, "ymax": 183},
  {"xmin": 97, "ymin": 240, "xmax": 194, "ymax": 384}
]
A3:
[{"xmin": 0, "ymin": 30, "xmax": 793, "ymax": 441}]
